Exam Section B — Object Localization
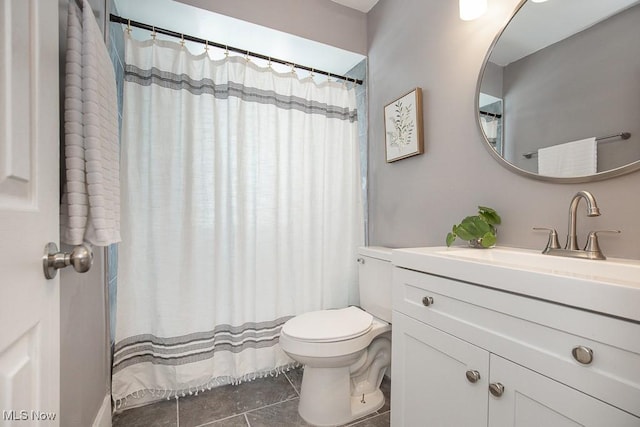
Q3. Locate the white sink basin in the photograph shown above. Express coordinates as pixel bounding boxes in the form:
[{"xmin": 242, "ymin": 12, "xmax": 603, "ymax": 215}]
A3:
[
  {"xmin": 392, "ymin": 246, "xmax": 640, "ymax": 321},
  {"xmin": 436, "ymin": 247, "xmax": 640, "ymax": 285}
]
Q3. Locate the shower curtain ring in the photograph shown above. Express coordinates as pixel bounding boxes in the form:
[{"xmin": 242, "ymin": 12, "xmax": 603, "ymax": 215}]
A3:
[
  {"xmin": 268, "ymin": 57, "xmax": 272, "ymax": 68},
  {"xmin": 245, "ymin": 50, "xmax": 250, "ymax": 62},
  {"xmin": 224, "ymin": 45, "xmax": 229, "ymax": 57},
  {"xmin": 205, "ymin": 40, "xmax": 209, "ymax": 52},
  {"xmin": 151, "ymin": 26, "xmax": 157, "ymax": 40},
  {"xmin": 126, "ymin": 19, "xmax": 132, "ymax": 35},
  {"xmin": 180, "ymin": 34, "xmax": 185, "ymax": 47}
]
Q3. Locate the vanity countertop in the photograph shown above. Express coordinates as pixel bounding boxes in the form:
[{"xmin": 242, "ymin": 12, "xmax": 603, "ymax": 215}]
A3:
[{"xmin": 392, "ymin": 246, "xmax": 640, "ymax": 322}]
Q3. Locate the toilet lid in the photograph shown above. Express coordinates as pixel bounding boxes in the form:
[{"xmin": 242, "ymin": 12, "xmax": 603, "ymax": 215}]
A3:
[{"xmin": 281, "ymin": 306, "xmax": 373, "ymax": 342}]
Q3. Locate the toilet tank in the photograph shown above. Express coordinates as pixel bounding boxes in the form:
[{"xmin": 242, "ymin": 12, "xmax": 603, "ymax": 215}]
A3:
[{"xmin": 358, "ymin": 246, "xmax": 393, "ymax": 323}]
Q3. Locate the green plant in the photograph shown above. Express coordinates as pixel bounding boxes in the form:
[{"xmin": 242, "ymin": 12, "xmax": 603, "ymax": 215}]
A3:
[{"xmin": 446, "ymin": 206, "xmax": 502, "ymax": 248}]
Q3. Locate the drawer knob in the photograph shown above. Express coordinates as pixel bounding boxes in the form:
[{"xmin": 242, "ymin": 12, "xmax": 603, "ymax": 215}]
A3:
[
  {"xmin": 465, "ymin": 370, "xmax": 481, "ymax": 383},
  {"xmin": 357, "ymin": 258, "xmax": 365, "ymax": 264},
  {"xmin": 422, "ymin": 296, "xmax": 434, "ymax": 307},
  {"xmin": 572, "ymin": 346, "xmax": 594, "ymax": 365},
  {"xmin": 489, "ymin": 382, "xmax": 505, "ymax": 397}
]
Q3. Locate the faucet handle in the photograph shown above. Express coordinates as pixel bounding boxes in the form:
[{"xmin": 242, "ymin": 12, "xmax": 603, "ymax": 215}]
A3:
[
  {"xmin": 533, "ymin": 227, "xmax": 561, "ymax": 253},
  {"xmin": 584, "ymin": 230, "xmax": 621, "ymax": 259}
]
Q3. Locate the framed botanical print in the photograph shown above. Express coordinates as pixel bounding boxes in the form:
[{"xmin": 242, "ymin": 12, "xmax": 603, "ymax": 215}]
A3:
[{"xmin": 384, "ymin": 88, "xmax": 424, "ymax": 162}]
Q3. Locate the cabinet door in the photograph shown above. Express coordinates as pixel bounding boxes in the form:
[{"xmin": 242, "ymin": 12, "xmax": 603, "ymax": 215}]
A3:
[
  {"xmin": 488, "ymin": 355, "xmax": 640, "ymax": 427},
  {"xmin": 391, "ymin": 312, "xmax": 489, "ymax": 427}
]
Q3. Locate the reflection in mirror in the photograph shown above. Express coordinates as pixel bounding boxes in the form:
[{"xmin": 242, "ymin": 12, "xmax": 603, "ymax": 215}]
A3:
[
  {"xmin": 478, "ymin": 0, "xmax": 640, "ymax": 181},
  {"xmin": 479, "ymin": 93, "xmax": 503, "ymax": 155}
]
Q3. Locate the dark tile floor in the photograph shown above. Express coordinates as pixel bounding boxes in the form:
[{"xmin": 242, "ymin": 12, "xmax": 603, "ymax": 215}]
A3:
[{"xmin": 112, "ymin": 367, "xmax": 391, "ymax": 427}]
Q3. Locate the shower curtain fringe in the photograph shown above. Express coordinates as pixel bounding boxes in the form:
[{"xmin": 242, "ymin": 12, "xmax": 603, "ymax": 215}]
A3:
[{"xmin": 114, "ymin": 362, "xmax": 301, "ymax": 410}]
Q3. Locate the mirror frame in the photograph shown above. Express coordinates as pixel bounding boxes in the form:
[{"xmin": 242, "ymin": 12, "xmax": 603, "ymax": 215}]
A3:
[{"xmin": 475, "ymin": 0, "xmax": 640, "ymax": 183}]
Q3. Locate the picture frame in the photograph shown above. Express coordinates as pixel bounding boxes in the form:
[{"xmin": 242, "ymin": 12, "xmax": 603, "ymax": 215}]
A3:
[{"xmin": 384, "ymin": 87, "xmax": 424, "ymax": 162}]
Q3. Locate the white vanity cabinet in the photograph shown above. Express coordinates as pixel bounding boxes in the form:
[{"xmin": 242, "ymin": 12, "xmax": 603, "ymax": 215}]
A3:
[
  {"xmin": 488, "ymin": 354, "xmax": 636, "ymax": 426},
  {"xmin": 392, "ymin": 312, "xmax": 488, "ymax": 426},
  {"xmin": 390, "ymin": 258, "xmax": 640, "ymax": 427}
]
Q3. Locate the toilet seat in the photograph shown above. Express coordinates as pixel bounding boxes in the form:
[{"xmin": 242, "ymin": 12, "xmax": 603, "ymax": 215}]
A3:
[{"xmin": 281, "ymin": 306, "xmax": 373, "ymax": 343}]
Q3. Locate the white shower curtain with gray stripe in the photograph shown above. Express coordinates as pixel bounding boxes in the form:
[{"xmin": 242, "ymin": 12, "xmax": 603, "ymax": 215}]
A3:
[{"xmin": 113, "ymin": 34, "xmax": 363, "ymax": 408}]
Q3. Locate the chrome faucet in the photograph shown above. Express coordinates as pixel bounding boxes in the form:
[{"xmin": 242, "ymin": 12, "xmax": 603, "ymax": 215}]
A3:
[
  {"xmin": 566, "ymin": 190, "xmax": 600, "ymax": 250},
  {"xmin": 534, "ymin": 191, "xmax": 619, "ymax": 260}
]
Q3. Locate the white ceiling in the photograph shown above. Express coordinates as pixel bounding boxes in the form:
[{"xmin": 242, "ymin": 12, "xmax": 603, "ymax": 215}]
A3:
[
  {"xmin": 330, "ymin": 0, "xmax": 380, "ymax": 13},
  {"xmin": 113, "ymin": 0, "xmax": 366, "ymax": 77},
  {"xmin": 491, "ymin": 0, "xmax": 639, "ymax": 66}
]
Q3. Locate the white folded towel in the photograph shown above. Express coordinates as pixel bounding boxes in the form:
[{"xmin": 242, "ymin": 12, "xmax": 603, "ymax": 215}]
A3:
[
  {"xmin": 480, "ymin": 116, "xmax": 498, "ymax": 140},
  {"xmin": 60, "ymin": 0, "xmax": 121, "ymax": 246},
  {"xmin": 538, "ymin": 137, "xmax": 597, "ymax": 178}
]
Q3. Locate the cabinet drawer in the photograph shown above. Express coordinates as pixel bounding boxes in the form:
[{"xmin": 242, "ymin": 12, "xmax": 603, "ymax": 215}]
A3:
[{"xmin": 393, "ymin": 267, "xmax": 640, "ymax": 417}]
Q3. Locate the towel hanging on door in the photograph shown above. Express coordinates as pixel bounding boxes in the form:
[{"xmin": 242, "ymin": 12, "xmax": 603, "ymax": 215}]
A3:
[{"xmin": 60, "ymin": 0, "xmax": 121, "ymax": 246}]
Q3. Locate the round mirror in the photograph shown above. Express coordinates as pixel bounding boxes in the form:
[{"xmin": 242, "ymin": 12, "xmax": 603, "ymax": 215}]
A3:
[{"xmin": 477, "ymin": 0, "xmax": 640, "ymax": 182}]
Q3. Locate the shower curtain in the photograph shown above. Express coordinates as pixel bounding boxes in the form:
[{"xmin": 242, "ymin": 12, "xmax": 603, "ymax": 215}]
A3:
[{"xmin": 112, "ymin": 34, "xmax": 364, "ymax": 407}]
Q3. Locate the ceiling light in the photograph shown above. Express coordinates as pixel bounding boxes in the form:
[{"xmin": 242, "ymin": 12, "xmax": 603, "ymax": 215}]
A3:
[{"xmin": 459, "ymin": 0, "xmax": 487, "ymax": 21}]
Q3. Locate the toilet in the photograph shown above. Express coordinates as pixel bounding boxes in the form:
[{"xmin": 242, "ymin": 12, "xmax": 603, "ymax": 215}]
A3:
[{"xmin": 279, "ymin": 247, "xmax": 392, "ymax": 426}]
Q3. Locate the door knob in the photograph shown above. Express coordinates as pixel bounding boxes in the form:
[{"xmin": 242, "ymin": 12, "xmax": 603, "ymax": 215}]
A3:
[{"xmin": 43, "ymin": 242, "xmax": 93, "ymax": 279}]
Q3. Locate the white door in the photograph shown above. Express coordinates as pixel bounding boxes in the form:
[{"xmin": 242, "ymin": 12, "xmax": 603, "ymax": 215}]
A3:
[{"xmin": 0, "ymin": 0, "xmax": 60, "ymax": 425}]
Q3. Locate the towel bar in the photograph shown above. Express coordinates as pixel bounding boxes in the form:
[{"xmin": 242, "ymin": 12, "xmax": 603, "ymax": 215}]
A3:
[{"xmin": 523, "ymin": 132, "xmax": 631, "ymax": 159}]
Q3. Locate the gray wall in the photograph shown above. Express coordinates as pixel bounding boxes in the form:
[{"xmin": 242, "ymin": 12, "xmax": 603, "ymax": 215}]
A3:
[
  {"xmin": 367, "ymin": 0, "xmax": 640, "ymax": 260},
  {"xmin": 59, "ymin": 249, "xmax": 109, "ymax": 427},
  {"xmin": 502, "ymin": 4, "xmax": 640, "ymax": 172},
  {"xmin": 480, "ymin": 61, "xmax": 503, "ymax": 100},
  {"xmin": 177, "ymin": 0, "xmax": 367, "ymax": 55},
  {"xmin": 58, "ymin": 0, "xmax": 111, "ymax": 425}
]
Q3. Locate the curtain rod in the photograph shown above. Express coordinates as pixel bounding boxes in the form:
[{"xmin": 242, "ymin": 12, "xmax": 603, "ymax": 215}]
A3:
[
  {"xmin": 479, "ymin": 110, "xmax": 502, "ymax": 119},
  {"xmin": 109, "ymin": 14, "xmax": 363, "ymax": 85}
]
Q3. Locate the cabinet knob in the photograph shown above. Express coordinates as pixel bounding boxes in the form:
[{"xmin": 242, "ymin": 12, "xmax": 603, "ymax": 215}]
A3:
[
  {"xmin": 465, "ymin": 370, "xmax": 481, "ymax": 383},
  {"xmin": 489, "ymin": 382, "xmax": 504, "ymax": 397},
  {"xmin": 422, "ymin": 296, "xmax": 434, "ymax": 307},
  {"xmin": 357, "ymin": 258, "xmax": 365, "ymax": 264},
  {"xmin": 571, "ymin": 346, "xmax": 594, "ymax": 365}
]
